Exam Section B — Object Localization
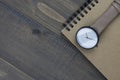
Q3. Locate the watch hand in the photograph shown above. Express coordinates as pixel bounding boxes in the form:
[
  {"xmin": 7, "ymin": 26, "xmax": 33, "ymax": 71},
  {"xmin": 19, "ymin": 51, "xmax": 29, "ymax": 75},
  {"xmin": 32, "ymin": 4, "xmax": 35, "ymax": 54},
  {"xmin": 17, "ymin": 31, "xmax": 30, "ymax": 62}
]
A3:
[
  {"xmin": 85, "ymin": 33, "xmax": 93, "ymax": 40},
  {"xmin": 87, "ymin": 37, "xmax": 93, "ymax": 40},
  {"xmin": 85, "ymin": 33, "xmax": 88, "ymax": 38},
  {"xmin": 86, "ymin": 36, "xmax": 96, "ymax": 41},
  {"xmin": 87, "ymin": 37, "xmax": 96, "ymax": 41},
  {"xmin": 85, "ymin": 33, "xmax": 96, "ymax": 41}
]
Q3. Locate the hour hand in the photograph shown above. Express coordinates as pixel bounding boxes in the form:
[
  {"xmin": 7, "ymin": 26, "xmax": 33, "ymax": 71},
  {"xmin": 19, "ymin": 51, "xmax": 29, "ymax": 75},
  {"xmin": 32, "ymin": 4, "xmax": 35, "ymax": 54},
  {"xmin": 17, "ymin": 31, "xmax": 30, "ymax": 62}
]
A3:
[
  {"xmin": 85, "ymin": 33, "xmax": 95, "ymax": 41},
  {"xmin": 87, "ymin": 37, "xmax": 94, "ymax": 40},
  {"xmin": 85, "ymin": 33, "xmax": 91, "ymax": 39}
]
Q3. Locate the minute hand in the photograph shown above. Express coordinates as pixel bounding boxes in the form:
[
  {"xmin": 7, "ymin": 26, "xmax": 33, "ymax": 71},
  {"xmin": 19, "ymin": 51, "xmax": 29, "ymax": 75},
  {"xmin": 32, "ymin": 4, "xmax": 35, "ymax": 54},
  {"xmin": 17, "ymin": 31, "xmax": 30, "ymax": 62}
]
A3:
[{"xmin": 92, "ymin": 0, "xmax": 120, "ymax": 35}]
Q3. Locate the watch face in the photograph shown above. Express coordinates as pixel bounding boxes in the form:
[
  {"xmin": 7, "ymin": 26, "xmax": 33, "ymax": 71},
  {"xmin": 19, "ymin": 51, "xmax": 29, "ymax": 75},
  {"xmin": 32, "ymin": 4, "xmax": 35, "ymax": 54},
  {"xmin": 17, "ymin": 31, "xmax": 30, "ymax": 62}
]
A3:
[{"xmin": 76, "ymin": 26, "xmax": 99, "ymax": 49}]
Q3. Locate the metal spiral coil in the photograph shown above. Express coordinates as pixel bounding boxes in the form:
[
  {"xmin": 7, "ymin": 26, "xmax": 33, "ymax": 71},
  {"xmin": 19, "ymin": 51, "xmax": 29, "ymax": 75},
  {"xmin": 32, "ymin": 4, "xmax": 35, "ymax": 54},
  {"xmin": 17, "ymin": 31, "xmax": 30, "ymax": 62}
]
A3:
[{"xmin": 64, "ymin": 0, "xmax": 99, "ymax": 31}]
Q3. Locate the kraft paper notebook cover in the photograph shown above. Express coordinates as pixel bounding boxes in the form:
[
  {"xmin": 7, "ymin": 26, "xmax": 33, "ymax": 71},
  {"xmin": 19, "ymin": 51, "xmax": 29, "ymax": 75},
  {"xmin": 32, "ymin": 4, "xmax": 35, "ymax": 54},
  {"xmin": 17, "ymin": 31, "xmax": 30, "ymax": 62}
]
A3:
[{"xmin": 62, "ymin": 0, "xmax": 120, "ymax": 80}]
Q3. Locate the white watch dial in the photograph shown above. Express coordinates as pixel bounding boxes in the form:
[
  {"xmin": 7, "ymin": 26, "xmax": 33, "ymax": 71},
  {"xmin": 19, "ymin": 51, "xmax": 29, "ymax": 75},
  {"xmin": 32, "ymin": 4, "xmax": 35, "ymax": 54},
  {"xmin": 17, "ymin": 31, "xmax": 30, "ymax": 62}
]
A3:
[{"xmin": 76, "ymin": 27, "xmax": 99, "ymax": 49}]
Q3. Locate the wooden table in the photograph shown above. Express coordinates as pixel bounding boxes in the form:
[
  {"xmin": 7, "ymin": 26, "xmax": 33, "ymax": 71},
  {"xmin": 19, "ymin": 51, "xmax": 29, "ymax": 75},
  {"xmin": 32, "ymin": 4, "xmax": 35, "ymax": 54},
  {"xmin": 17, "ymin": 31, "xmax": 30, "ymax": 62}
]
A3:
[{"xmin": 0, "ymin": 0, "xmax": 106, "ymax": 80}]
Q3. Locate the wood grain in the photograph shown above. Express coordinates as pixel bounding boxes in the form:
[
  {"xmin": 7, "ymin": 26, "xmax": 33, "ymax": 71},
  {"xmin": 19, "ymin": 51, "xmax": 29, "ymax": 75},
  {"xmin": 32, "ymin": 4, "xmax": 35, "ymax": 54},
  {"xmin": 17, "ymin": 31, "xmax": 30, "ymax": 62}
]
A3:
[
  {"xmin": 0, "ymin": 58, "xmax": 34, "ymax": 80},
  {"xmin": 0, "ymin": 0, "xmax": 106, "ymax": 80},
  {"xmin": 1, "ymin": 0, "xmax": 86, "ymax": 34}
]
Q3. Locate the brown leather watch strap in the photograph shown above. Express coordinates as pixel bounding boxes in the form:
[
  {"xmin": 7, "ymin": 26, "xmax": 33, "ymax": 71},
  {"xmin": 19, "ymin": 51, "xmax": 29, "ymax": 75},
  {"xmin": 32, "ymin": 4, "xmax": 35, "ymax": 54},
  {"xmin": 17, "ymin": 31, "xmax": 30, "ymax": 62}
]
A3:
[{"xmin": 92, "ymin": 0, "xmax": 120, "ymax": 35}]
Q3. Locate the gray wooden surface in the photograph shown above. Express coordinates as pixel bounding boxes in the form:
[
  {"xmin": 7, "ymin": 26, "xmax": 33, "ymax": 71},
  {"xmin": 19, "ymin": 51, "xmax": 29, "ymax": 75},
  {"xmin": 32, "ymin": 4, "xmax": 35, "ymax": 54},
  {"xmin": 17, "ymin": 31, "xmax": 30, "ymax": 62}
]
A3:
[
  {"xmin": 0, "ymin": 0, "xmax": 106, "ymax": 80},
  {"xmin": 0, "ymin": 58, "xmax": 33, "ymax": 80}
]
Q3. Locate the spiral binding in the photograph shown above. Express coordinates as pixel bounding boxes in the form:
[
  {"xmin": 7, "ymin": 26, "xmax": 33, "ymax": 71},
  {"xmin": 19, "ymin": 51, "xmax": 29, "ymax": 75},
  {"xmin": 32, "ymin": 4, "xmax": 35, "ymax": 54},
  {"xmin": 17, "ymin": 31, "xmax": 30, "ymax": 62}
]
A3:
[{"xmin": 63, "ymin": 0, "xmax": 99, "ymax": 31}]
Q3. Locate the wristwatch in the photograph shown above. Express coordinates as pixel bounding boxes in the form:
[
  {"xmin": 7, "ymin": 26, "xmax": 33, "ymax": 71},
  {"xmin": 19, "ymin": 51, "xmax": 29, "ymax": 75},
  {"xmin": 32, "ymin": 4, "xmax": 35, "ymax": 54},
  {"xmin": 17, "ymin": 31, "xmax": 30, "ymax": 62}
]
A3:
[{"xmin": 76, "ymin": 0, "xmax": 120, "ymax": 49}]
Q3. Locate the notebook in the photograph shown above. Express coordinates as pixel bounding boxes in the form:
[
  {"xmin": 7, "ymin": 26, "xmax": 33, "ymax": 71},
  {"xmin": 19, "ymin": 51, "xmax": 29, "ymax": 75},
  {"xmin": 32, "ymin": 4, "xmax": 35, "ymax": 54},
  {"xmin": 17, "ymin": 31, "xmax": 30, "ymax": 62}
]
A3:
[{"xmin": 62, "ymin": 0, "xmax": 120, "ymax": 80}]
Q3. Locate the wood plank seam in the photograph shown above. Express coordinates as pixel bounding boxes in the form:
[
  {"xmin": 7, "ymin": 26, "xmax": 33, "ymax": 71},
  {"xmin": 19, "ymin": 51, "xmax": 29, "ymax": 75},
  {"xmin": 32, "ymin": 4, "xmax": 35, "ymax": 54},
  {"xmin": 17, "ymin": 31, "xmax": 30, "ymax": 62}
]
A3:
[
  {"xmin": 0, "ymin": 1, "xmax": 64, "ymax": 35},
  {"xmin": 0, "ymin": 0, "xmax": 107, "ymax": 80},
  {"xmin": 0, "ymin": 58, "xmax": 35, "ymax": 80},
  {"xmin": 0, "ymin": 1, "xmax": 58, "ymax": 35}
]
